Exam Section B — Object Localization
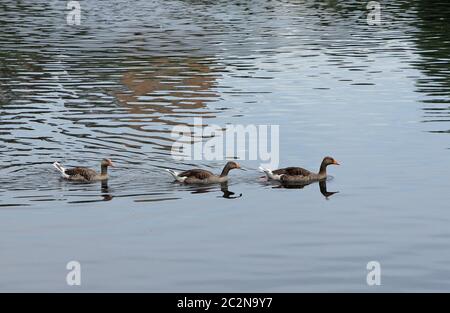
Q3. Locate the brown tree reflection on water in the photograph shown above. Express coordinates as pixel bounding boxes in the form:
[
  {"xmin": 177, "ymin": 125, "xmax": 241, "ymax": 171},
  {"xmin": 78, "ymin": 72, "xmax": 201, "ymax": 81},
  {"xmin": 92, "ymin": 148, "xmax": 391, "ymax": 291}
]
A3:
[
  {"xmin": 113, "ymin": 56, "xmax": 224, "ymax": 154},
  {"xmin": 116, "ymin": 56, "xmax": 221, "ymax": 123}
]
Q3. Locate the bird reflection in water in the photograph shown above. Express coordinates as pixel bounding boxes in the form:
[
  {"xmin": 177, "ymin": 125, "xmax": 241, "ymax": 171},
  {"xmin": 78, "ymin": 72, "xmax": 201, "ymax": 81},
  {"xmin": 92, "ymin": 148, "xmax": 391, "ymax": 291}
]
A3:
[
  {"xmin": 64, "ymin": 180, "xmax": 114, "ymax": 204},
  {"xmin": 274, "ymin": 180, "xmax": 339, "ymax": 199},
  {"xmin": 184, "ymin": 182, "xmax": 242, "ymax": 199},
  {"xmin": 219, "ymin": 182, "xmax": 242, "ymax": 199},
  {"xmin": 101, "ymin": 181, "xmax": 114, "ymax": 201}
]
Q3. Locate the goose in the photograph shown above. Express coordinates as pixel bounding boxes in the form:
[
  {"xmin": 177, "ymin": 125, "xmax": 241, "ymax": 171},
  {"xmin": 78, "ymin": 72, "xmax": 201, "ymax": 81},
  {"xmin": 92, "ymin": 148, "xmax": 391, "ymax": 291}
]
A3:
[
  {"xmin": 259, "ymin": 156, "xmax": 339, "ymax": 184},
  {"xmin": 166, "ymin": 161, "xmax": 241, "ymax": 184},
  {"xmin": 53, "ymin": 158, "xmax": 115, "ymax": 182}
]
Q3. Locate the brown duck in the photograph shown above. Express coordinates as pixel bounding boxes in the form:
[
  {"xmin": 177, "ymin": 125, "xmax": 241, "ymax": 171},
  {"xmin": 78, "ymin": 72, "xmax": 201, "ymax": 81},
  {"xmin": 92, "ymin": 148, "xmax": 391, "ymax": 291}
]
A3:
[
  {"xmin": 166, "ymin": 161, "xmax": 241, "ymax": 184},
  {"xmin": 53, "ymin": 159, "xmax": 115, "ymax": 182},
  {"xmin": 259, "ymin": 156, "xmax": 340, "ymax": 184}
]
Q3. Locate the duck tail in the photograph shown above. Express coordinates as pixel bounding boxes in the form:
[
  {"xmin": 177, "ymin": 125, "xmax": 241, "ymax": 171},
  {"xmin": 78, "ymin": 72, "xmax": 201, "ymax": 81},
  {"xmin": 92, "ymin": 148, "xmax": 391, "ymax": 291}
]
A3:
[
  {"xmin": 165, "ymin": 169, "xmax": 182, "ymax": 181},
  {"xmin": 53, "ymin": 162, "xmax": 69, "ymax": 178},
  {"xmin": 165, "ymin": 169, "xmax": 187, "ymax": 182},
  {"xmin": 259, "ymin": 166, "xmax": 275, "ymax": 180}
]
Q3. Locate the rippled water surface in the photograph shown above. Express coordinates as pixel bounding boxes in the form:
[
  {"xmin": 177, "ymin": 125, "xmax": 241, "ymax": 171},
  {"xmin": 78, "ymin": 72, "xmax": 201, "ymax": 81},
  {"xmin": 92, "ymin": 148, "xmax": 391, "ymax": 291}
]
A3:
[{"xmin": 1, "ymin": 0, "xmax": 450, "ymax": 291}]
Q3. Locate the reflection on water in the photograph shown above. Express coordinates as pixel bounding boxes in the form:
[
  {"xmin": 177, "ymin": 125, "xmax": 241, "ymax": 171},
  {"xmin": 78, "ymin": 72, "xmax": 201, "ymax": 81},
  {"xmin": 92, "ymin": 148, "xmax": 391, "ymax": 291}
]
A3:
[
  {"xmin": 1, "ymin": 0, "xmax": 450, "ymax": 292},
  {"xmin": 219, "ymin": 182, "xmax": 243, "ymax": 199},
  {"xmin": 414, "ymin": 1, "xmax": 450, "ymax": 136},
  {"xmin": 318, "ymin": 180, "xmax": 339, "ymax": 199},
  {"xmin": 280, "ymin": 180, "xmax": 338, "ymax": 200},
  {"xmin": 267, "ymin": 178, "xmax": 338, "ymax": 199},
  {"xmin": 174, "ymin": 182, "xmax": 243, "ymax": 199},
  {"xmin": 66, "ymin": 180, "xmax": 114, "ymax": 204},
  {"xmin": 101, "ymin": 181, "xmax": 114, "ymax": 202}
]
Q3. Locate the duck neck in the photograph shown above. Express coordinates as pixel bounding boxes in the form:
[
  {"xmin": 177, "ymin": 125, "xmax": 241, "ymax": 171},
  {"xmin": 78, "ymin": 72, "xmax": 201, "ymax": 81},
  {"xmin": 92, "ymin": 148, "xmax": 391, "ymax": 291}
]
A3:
[
  {"xmin": 220, "ymin": 164, "xmax": 232, "ymax": 177},
  {"xmin": 101, "ymin": 164, "xmax": 108, "ymax": 176},
  {"xmin": 318, "ymin": 162, "xmax": 328, "ymax": 176}
]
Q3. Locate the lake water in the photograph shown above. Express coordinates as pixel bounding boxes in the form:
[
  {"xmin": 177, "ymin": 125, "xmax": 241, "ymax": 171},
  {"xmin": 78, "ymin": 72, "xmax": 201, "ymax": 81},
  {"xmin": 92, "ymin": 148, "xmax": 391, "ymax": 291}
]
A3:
[{"xmin": 1, "ymin": 0, "xmax": 450, "ymax": 292}]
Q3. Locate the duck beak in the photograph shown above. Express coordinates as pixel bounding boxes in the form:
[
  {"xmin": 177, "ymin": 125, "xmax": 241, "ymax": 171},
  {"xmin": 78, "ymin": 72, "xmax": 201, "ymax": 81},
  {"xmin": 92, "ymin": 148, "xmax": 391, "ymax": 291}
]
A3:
[
  {"xmin": 109, "ymin": 162, "xmax": 115, "ymax": 167},
  {"xmin": 333, "ymin": 160, "xmax": 340, "ymax": 165}
]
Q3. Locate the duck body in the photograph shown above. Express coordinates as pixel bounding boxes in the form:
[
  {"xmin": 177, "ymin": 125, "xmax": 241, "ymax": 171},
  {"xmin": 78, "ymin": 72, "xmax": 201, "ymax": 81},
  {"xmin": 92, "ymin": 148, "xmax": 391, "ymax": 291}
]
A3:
[
  {"xmin": 260, "ymin": 156, "xmax": 339, "ymax": 184},
  {"xmin": 53, "ymin": 159, "xmax": 114, "ymax": 182},
  {"xmin": 166, "ymin": 161, "xmax": 241, "ymax": 184}
]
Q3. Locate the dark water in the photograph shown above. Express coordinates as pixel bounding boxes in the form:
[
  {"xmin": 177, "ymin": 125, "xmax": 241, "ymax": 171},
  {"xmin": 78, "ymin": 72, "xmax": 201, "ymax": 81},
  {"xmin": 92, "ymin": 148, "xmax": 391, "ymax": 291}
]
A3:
[{"xmin": 1, "ymin": 0, "xmax": 450, "ymax": 291}]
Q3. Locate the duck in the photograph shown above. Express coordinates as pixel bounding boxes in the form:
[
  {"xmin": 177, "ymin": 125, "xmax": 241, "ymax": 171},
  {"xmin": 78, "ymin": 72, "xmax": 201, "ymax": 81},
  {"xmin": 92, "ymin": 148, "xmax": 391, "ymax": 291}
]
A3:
[
  {"xmin": 53, "ymin": 158, "xmax": 115, "ymax": 182},
  {"xmin": 259, "ymin": 156, "xmax": 339, "ymax": 184},
  {"xmin": 166, "ymin": 161, "xmax": 241, "ymax": 184}
]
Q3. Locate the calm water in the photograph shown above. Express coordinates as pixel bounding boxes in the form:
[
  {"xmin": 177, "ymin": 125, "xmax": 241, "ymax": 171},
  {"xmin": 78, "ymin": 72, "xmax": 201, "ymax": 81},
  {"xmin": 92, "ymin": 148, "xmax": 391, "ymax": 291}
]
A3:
[{"xmin": 1, "ymin": 0, "xmax": 450, "ymax": 292}]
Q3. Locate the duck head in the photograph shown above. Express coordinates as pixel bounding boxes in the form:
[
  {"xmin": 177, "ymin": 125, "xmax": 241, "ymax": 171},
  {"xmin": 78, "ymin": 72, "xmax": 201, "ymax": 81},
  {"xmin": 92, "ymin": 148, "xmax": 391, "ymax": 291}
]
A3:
[
  {"xmin": 322, "ymin": 156, "xmax": 340, "ymax": 166},
  {"xmin": 226, "ymin": 161, "xmax": 241, "ymax": 170},
  {"xmin": 319, "ymin": 156, "xmax": 339, "ymax": 175},
  {"xmin": 220, "ymin": 161, "xmax": 241, "ymax": 177},
  {"xmin": 101, "ymin": 158, "xmax": 115, "ymax": 168}
]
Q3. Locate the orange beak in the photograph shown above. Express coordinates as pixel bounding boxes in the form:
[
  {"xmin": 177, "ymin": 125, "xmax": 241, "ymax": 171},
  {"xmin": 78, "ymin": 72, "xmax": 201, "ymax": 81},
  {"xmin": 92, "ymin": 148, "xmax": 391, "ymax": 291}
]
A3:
[
  {"xmin": 236, "ymin": 163, "xmax": 241, "ymax": 169},
  {"xmin": 333, "ymin": 160, "xmax": 340, "ymax": 165},
  {"xmin": 109, "ymin": 161, "xmax": 115, "ymax": 167}
]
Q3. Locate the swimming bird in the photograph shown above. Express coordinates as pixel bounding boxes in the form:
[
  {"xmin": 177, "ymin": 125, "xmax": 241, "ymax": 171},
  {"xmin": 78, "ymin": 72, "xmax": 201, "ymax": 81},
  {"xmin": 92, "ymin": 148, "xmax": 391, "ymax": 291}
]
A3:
[
  {"xmin": 259, "ymin": 156, "xmax": 339, "ymax": 184},
  {"xmin": 53, "ymin": 158, "xmax": 115, "ymax": 182},
  {"xmin": 166, "ymin": 161, "xmax": 241, "ymax": 184}
]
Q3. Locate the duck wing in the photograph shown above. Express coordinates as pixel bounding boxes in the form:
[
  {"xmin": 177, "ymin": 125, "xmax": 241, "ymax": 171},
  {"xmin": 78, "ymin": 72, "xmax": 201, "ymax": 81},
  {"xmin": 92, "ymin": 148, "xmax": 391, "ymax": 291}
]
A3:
[
  {"xmin": 273, "ymin": 167, "xmax": 311, "ymax": 177},
  {"xmin": 178, "ymin": 169, "xmax": 214, "ymax": 180},
  {"xmin": 65, "ymin": 167, "xmax": 97, "ymax": 181}
]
